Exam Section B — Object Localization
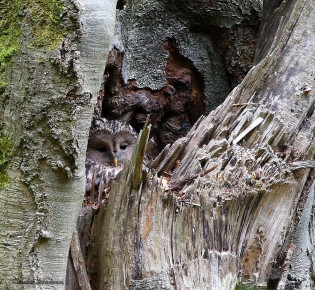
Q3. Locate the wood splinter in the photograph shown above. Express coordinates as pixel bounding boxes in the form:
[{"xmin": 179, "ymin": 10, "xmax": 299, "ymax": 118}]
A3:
[
  {"xmin": 168, "ymin": 164, "xmax": 218, "ymax": 191},
  {"xmin": 70, "ymin": 229, "xmax": 92, "ymax": 290},
  {"xmin": 232, "ymin": 102, "xmax": 259, "ymax": 107}
]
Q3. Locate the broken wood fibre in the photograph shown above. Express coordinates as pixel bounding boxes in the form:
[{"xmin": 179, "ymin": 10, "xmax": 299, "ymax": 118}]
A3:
[{"xmin": 87, "ymin": 1, "xmax": 315, "ymax": 288}]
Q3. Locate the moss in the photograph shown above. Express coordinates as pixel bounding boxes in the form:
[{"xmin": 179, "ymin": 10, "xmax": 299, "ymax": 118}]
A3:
[
  {"xmin": 28, "ymin": 0, "xmax": 66, "ymax": 48},
  {"xmin": 0, "ymin": 131, "xmax": 13, "ymax": 188},
  {"xmin": 0, "ymin": 0, "xmax": 67, "ymax": 93}
]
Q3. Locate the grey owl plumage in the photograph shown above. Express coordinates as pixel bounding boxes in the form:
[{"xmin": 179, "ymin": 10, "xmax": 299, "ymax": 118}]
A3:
[{"xmin": 85, "ymin": 118, "xmax": 138, "ymax": 208}]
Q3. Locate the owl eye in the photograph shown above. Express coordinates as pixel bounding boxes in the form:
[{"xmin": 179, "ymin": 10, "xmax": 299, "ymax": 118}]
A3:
[
  {"xmin": 98, "ymin": 147, "xmax": 108, "ymax": 153},
  {"xmin": 120, "ymin": 143, "xmax": 128, "ymax": 150}
]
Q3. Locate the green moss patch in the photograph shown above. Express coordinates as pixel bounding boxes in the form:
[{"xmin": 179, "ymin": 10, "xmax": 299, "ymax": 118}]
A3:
[
  {"xmin": 0, "ymin": 131, "xmax": 13, "ymax": 188},
  {"xmin": 28, "ymin": 0, "xmax": 66, "ymax": 48},
  {"xmin": 0, "ymin": 0, "xmax": 67, "ymax": 93}
]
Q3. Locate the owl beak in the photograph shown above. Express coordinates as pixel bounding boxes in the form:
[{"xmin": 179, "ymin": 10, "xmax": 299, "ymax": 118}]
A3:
[{"xmin": 113, "ymin": 156, "xmax": 118, "ymax": 167}]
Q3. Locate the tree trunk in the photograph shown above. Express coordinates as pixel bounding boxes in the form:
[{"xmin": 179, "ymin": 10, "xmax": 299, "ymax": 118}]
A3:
[
  {"xmin": 0, "ymin": 0, "xmax": 117, "ymax": 288},
  {"xmin": 1, "ymin": 0, "xmax": 314, "ymax": 289},
  {"xmin": 84, "ymin": 0, "xmax": 314, "ymax": 289}
]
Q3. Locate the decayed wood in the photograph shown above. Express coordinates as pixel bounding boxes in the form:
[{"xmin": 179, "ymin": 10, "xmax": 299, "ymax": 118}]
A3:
[
  {"xmin": 290, "ymin": 160, "xmax": 315, "ymax": 170},
  {"xmin": 168, "ymin": 165, "xmax": 218, "ymax": 191},
  {"xmin": 70, "ymin": 229, "xmax": 91, "ymax": 290},
  {"xmin": 151, "ymin": 137, "xmax": 188, "ymax": 175},
  {"xmin": 88, "ymin": 0, "xmax": 315, "ymax": 289}
]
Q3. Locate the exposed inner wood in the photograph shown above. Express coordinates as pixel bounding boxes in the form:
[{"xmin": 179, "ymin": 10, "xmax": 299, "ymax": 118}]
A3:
[{"xmin": 69, "ymin": 0, "xmax": 315, "ymax": 289}]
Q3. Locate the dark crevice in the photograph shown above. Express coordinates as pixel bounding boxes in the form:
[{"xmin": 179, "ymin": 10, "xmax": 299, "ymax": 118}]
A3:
[
  {"xmin": 116, "ymin": 0, "xmax": 126, "ymax": 10},
  {"xmin": 100, "ymin": 40, "xmax": 206, "ymax": 157},
  {"xmin": 96, "ymin": 12, "xmax": 261, "ymax": 159}
]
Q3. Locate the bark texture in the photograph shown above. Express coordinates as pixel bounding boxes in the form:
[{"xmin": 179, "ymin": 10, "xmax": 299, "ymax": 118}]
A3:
[
  {"xmin": 0, "ymin": 0, "xmax": 117, "ymax": 288},
  {"xmin": 84, "ymin": 0, "xmax": 314, "ymax": 289}
]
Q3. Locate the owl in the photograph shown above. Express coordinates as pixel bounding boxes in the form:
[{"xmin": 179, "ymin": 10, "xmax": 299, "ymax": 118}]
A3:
[{"xmin": 85, "ymin": 118, "xmax": 138, "ymax": 208}]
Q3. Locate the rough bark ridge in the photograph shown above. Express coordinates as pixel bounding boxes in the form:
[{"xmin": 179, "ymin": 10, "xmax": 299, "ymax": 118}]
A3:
[
  {"xmin": 89, "ymin": 0, "xmax": 314, "ymax": 289},
  {"xmin": 0, "ymin": 0, "xmax": 117, "ymax": 288}
]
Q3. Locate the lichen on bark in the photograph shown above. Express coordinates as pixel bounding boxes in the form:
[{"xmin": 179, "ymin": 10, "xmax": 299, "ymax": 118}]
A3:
[{"xmin": 0, "ymin": 0, "xmax": 118, "ymax": 286}]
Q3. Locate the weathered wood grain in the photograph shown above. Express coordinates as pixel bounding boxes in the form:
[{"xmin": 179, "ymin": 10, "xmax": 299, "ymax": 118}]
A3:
[{"xmin": 88, "ymin": 0, "xmax": 315, "ymax": 289}]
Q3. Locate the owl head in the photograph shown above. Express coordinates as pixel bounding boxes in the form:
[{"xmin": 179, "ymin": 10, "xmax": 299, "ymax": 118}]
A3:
[{"xmin": 86, "ymin": 118, "xmax": 138, "ymax": 167}]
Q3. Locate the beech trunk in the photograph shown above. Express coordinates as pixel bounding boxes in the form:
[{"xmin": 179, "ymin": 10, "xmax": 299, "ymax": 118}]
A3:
[{"xmin": 0, "ymin": 0, "xmax": 117, "ymax": 288}]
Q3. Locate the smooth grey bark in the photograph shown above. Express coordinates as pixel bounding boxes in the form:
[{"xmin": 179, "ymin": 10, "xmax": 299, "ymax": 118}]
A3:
[
  {"xmin": 87, "ymin": 0, "xmax": 314, "ymax": 289},
  {"xmin": 0, "ymin": 0, "xmax": 117, "ymax": 289}
]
